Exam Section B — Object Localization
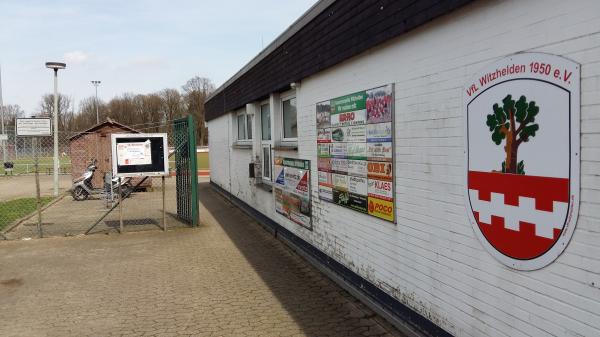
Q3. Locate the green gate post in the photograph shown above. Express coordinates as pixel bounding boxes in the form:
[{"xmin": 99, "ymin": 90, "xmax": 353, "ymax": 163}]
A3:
[{"xmin": 187, "ymin": 114, "xmax": 199, "ymax": 227}]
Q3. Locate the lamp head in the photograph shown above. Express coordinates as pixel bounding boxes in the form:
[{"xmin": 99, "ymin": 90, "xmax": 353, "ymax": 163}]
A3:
[{"xmin": 45, "ymin": 62, "xmax": 66, "ymax": 70}]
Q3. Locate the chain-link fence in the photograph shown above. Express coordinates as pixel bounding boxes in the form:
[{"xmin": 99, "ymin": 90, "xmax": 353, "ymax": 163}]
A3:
[{"xmin": 0, "ymin": 123, "xmax": 202, "ymax": 240}]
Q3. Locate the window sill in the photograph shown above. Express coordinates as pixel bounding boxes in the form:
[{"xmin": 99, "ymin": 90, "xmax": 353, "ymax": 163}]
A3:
[
  {"xmin": 273, "ymin": 141, "xmax": 298, "ymax": 151},
  {"xmin": 232, "ymin": 141, "xmax": 252, "ymax": 149},
  {"xmin": 256, "ymin": 180, "xmax": 273, "ymax": 192}
]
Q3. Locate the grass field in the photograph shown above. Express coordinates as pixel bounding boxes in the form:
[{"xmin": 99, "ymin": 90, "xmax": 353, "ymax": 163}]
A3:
[
  {"xmin": 2, "ymin": 157, "xmax": 72, "ymax": 175},
  {"xmin": 168, "ymin": 152, "xmax": 210, "ymax": 170},
  {"xmin": 0, "ymin": 196, "xmax": 54, "ymax": 231}
]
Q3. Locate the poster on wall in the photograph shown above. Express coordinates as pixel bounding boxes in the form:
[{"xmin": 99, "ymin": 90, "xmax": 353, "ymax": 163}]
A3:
[
  {"xmin": 273, "ymin": 157, "xmax": 312, "ymax": 230},
  {"xmin": 316, "ymin": 84, "xmax": 395, "ymax": 223},
  {"xmin": 464, "ymin": 52, "xmax": 580, "ymax": 270}
]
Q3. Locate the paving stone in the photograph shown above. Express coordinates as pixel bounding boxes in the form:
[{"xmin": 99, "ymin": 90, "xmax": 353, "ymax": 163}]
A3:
[{"xmin": 0, "ymin": 182, "xmax": 406, "ymax": 337}]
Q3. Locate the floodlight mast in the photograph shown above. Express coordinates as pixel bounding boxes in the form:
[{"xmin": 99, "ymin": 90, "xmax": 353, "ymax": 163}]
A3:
[
  {"xmin": 45, "ymin": 61, "xmax": 66, "ymax": 197},
  {"xmin": 91, "ymin": 80, "xmax": 101, "ymax": 124}
]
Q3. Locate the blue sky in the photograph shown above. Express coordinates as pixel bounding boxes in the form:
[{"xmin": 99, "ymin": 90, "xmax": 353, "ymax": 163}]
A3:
[{"xmin": 0, "ymin": 0, "xmax": 318, "ymax": 115}]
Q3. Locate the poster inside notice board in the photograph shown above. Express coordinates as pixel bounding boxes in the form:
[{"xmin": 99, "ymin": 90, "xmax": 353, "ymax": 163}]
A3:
[
  {"xmin": 316, "ymin": 84, "xmax": 395, "ymax": 222},
  {"xmin": 273, "ymin": 157, "xmax": 312, "ymax": 230}
]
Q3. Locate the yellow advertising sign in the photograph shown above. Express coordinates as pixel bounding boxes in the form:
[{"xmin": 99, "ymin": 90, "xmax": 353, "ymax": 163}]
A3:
[{"xmin": 368, "ymin": 197, "xmax": 394, "ymax": 222}]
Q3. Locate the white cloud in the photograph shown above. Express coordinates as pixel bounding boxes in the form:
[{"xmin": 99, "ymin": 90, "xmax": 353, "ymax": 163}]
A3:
[{"xmin": 64, "ymin": 50, "xmax": 89, "ymax": 64}]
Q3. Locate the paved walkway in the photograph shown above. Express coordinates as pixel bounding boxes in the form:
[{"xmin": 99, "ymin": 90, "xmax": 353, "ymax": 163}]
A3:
[
  {"xmin": 0, "ymin": 175, "xmax": 72, "ymax": 201},
  {"xmin": 0, "ymin": 182, "xmax": 403, "ymax": 337}
]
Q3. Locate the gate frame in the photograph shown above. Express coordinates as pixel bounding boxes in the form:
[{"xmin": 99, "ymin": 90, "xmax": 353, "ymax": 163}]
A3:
[{"xmin": 173, "ymin": 114, "xmax": 199, "ymax": 227}]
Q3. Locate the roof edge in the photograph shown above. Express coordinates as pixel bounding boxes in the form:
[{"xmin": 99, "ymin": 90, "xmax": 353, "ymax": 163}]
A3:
[
  {"xmin": 68, "ymin": 118, "xmax": 140, "ymax": 141},
  {"xmin": 206, "ymin": 0, "xmax": 335, "ymax": 102}
]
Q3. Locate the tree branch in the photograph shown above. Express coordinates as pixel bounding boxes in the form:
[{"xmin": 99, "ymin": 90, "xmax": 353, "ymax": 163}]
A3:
[
  {"xmin": 509, "ymin": 109, "xmax": 516, "ymax": 136},
  {"xmin": 516, "ymin": 120, "xmax": 527, "ymax": 135},
  {"xmin": 516, "ymin": 135, "xmax": 527, "ymax": 147}
]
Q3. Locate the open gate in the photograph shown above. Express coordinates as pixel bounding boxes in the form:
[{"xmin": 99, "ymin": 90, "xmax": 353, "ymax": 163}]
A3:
[{"xmin": 173, "ymin": 115, "xmax": 199, "ymax": 226}]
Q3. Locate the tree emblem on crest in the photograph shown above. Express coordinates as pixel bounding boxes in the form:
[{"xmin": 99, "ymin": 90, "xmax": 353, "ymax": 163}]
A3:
[{"xmin": 486, "ymin": 95, "xmax": 540, "ymax": 174}]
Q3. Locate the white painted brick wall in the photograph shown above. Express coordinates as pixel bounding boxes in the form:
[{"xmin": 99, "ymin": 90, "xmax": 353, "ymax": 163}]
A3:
[{"xmin": 208, "ymin": 0, "xmax": 600, "ymax": 336}]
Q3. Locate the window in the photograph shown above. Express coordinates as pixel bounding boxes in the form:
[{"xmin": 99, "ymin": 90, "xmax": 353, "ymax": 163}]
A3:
[
  {"xmin": 262, "ymin": 145, "xmax": 271, "ymax": 180},
  {"xmin": 282, "ymin": 97, "xmax": 297, "ymax": 139},
  {"xmin": 237, "ymin": 114, "xmax": 246, "ymax": 140},
  {"xmin": 236, "ymin": 111, "xmax": 253, "ymax": 141},
  {"xmin": 261, "ymin": 104, "xmax": 271, "ymax": 141},
  {"xmin": 247, "ymin": 114, "xmax": 253, "ymax": 140}
]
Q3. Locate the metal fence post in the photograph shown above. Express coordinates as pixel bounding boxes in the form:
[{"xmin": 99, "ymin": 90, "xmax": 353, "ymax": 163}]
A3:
[
  {"xmin": 162, "ymin": 176, "xmax": 166, "ymax": 231},
  {"xmin": 33, "ymin": 137, "xmax": 42, "ymax": 238},
  {"xmin": 118, "ymin": 177, "xmax": 123, "ymax": 233}
]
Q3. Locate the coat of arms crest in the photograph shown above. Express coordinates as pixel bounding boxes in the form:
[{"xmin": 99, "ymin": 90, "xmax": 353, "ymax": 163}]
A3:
[{"xmin": 464, "ymin": 53, "xmax": 580, "ymax": 270}]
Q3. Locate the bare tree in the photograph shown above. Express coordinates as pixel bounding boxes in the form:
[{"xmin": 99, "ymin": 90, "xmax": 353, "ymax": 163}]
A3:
[
  {"xmin": 39, "ymin": 93, "xmax": 72, "ymax": 132},
  {"xmin": 182, "ymin": 76, "xmax": 214, "ymax": 145},
  {"xmin": 106, "ymin": 93, "xmax": 137, "ymax": 126},
  {"xmin": 137, "ymin": 93, "xmax": 163, "ymax": 132},
  {"xmin": 161, "ymin": 88, "xmax": 183, "ymax": 133},
  {"xmin": 69, "ymin": 97, "xmax": 109, "ymax": 132},
  {"xmin": 50, "ymin": 76, "xmax": 214, "ymax": 139},
  {"xmin": 1, "ymin": 104, "xmax": 24, "ymax": 125}
]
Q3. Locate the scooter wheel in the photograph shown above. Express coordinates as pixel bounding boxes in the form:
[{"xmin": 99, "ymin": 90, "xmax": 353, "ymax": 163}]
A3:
[{"xmin": 72, "ymin": 186, "xmax": 89, "ymax": 201}]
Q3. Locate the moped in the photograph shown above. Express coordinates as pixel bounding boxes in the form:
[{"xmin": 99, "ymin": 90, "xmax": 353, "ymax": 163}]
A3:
[{"xmin": 71, "ymin": 159, "xmax": 132, "ymax": 201}]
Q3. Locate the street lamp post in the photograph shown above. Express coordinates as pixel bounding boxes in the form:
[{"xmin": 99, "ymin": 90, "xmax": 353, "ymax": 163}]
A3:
[
  {"xmin": 91, "ymin": 80, "xmax": 101, "ymax": 124},
  {"xmin": 0, "ymin": 65, "xmax": 6, "ymax": 167},
  {"xmin": 45, "ymin": 62, "xmax": 66, "ymax": 197}
]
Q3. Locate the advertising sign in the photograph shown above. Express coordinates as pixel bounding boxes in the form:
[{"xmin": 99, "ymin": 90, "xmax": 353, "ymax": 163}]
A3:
[
  {"xmin": 368, "ymin": 197, "xmax": 394, "ymax": 222},
  {"xmin": 330, "ymin": 158, "xmax": 348, "ymax": 174},
  {"xmin": 317, "ymin": 144, "xmax": 331, "ymax": 158},
  {"xmin": 319, "ymin": 185, "xmax": 333, "ymax": 202},
  {"xmin": 464, "ymin": 52, "xmax": 580, "ymax": 270},
  {"xmin": 318, "ymin": 171, "xmax": 332, "ymax": 186},
  {"xmin": 368, "ymin": 179, "xmax": 393, "ymax": 201},
  {"xmin": 347, "ymin": 143, "xmax": 367, "ymax": 160},
  {"xmin": 316, "ymin": 84, "xmax": 395, "ymax": 222},
  {"xmin": 367, "ymin": 161, "xmax": 393, "ymax": 181},
  {"xmin": 348, "ymin": 176, "xmax": 367, "ymax": 195},
  {"xmin": 366, "ymin": 85, "xmax": 393, "ymax": 124},
  {"xmin": 273, "ymin": 157, "xmax": 312, "ymax": 230},
  {"xmin": 367, "ymin": 142, "xmax": 393, "ymax": 162},
  {"xmin": 274, "ymin": 164, "xmax": 285, "ymax": 186},
  {"xmin": 330, "ymin": 109, "xmax": 367, "ymax": 127},
  {"xmin": 331, "ymin": 143, "xmax": 347, "ymax": 158},
  {"xmin": 111, "ymin": 133, "xmax": 169, "ymax": 177},
  {"xmin": 348, "ymin": 159, "xmax": 367, "ymax": 177},
  {"xmin": 332, "ymin": 173, "xmax": 348, "ymax": 190},
  {"xmin": 16, "ymin": 118, "xmax": 52, "ymax": 137},
  {"xmin": 316, "ymin": 101, "xmax": 331, "ymax": 129},
  {"xmin": 317, "ymin": 128, "xmax": 332, "ymax": 143},
  {"xmin": 367, "ymin": 123, "xmax": 392, "ymax": 143},
  {"xmin": 331, "ymin": 125, "xmax": 367, "ymax": 143},
  {"xmin": 317, "ymin": 158, "xmax": 331, "ymax": 172}
]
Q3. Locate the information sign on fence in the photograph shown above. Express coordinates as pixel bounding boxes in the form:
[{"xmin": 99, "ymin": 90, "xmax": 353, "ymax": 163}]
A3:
[{"xmin": 15, "ymin": 118, "xmax": 52, "ymax": 137}]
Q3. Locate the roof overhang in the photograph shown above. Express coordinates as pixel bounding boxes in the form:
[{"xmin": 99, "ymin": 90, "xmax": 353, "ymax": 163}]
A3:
[{"xmin": 205, "ymin": 0, "xmax": 475, "ymax": 121}]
